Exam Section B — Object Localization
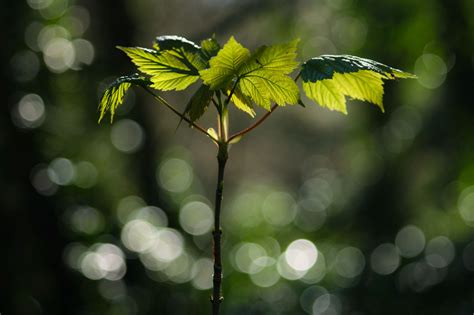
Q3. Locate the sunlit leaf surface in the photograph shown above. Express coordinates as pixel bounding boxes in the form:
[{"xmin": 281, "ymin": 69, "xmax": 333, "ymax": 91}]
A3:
[
  {"xmin": 301, "ymin": 55, "xmax": 416, "ymax": 114},
  {"xmin": 98, "ymin": 74, "xmax": 151, "ymax": 123}
]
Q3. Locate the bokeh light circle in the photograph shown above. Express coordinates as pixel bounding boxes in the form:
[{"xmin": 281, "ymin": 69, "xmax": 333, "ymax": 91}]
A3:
[
  {"xmin": 110, "ymin": 119, "xmax": 145, "ymax": 153},
  {"xmin": 334, "ymin": 247, "xmax": 365, "ymax": 278},
  {"xmin": 395, "ymin": 225, "xmax": 425, "ymax": 258},
  {"xmin": 158, "ymin": 158, "xmax": 193, "ymax": 193},
  {"xmin": 262, "ymin": 192, "xmax": 296, "ymax": 227},
  {"xmin": 425, "ymin": 236, "xmax": 455, "ymax": 268},
  {"xmin": 284, "ymin": 239, "xmax": 318, "ymax": 272},
  {"xmin": 370, "ymin": 243, "xmax": 400, "ymax": 275},
  {"xmin": 179, "ymin": 201, "xmax": 213, "ymax": 235}
]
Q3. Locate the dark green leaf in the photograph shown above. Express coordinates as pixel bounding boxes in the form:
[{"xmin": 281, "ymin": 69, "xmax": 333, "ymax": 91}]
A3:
[
  {"xmin": 301, "ymin": 55, "xmax": 415, "ymax": 82},
  {"xmin": 185, "ymin": 84, "xmax": 214, "ymax": 122},
  {"xmin": 200, "ymin": 35, "xmax": 221, "ymax": 61}
]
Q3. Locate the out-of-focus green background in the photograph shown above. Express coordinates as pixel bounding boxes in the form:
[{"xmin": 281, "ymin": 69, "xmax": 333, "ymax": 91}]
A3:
[{"xmin": 2, "ymin": 0, "xmax": 474, "ymax": 314}]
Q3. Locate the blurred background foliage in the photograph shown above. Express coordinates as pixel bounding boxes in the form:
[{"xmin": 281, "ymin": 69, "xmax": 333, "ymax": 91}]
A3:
[{"xmin": 1, "ymin": 0, "xmax": 474, "ymax": 314}]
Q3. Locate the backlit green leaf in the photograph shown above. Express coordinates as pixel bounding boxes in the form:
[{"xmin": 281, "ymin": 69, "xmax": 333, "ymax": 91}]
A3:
[
  {"xmin": 199, "ymin": 36, "xmax": 250, "ymax": 90},
  {"xmin": 117, "ymin": 46, "xmax": 205, "ymax": 91},
  {"xmin": 239, "ymin": 70, "xmax": 299, "ymax": 110},
  {"xmin": 199, "ymin": 37, "xmax": 300, "ymax": 112},
  {"xmin": 98, "ymin": 74, "xmax": 151, "ymax": 123},
  {"xmin": 302, "ymin": 78, "xmax": 347, "ymax": 113},
  {"xmin": 228, "ymin": 87, "xmax": 255, "ymax": 117},
  {"xmin": 236, "ymin": 40, "xmax": 300, "ymax": 109},
  {"xmin": 301, "ymin": 55, "xmax": 416, "ymax": 114},
  {"xmin": 238, "ymin": 39, "xmax": 300, "ymax": 75}
]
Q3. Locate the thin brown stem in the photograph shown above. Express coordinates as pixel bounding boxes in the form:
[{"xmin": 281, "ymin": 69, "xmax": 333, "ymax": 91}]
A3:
[
  {"xmin": 223, "ymin": 80, "xmax": 239, "ymax": 107},
  {"xmin": 142, "ymin": 87, "xmax": 217, "ymax": 141},
  {"xmin": 226, "ymin": 72, "xmax": 301, "ymax": 143},
  {"xmin": 227, "ymin": 103, "xmax": 278, "ymax": 143},
  {"xmin": 211, "ymin": 143, "xmax": 228, "ymax": 315},
  {"xmin": 212, "ymin": 98, "xmax": 220, "ymax": 111}
]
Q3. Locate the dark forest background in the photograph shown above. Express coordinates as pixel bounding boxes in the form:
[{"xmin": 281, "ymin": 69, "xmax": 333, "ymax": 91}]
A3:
[{"xmin": 1, "ymin": 0, "xmax": 474, "ymax": 314}]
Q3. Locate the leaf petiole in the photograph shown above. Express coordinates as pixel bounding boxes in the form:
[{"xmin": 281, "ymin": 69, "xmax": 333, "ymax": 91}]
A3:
[{"xmin": 141, "ymin": 87, "xmax": 218, "ymax": 142}]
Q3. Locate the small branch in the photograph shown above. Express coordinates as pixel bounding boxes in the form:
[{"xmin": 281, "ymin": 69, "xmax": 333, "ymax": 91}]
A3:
[
  {"xmin": 211, "ymin": 98, "xmax": 220, "ymax": 111},
  {"xmin": 223, "ymin": 80, "xmax": 239, "ymax": 107},
  {"xmin": 227, "ymin": 104, "xmax": 278, "ymax": 143},
  {"xmin": 141, "ymin": 87, "xmax": 217, "ymax": 141},
  {"xmin": 226, "ymin": 72, "xmax": 302, "ymax": 143},
  {"xmin": 216, "ymin": 90, "xmax": 230, "ymax": 142},
  {"xmin": 294, "ymin": 71, "xmax": 301, "ymax": 82}
]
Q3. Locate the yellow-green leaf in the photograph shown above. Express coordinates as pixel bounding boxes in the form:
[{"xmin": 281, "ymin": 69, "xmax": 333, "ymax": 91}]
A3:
[
  {"xmin": 98, "ymin": 74, "xmax": 151, "ymax": 123},
  {"xmin": 117, "ymin": 46, "xmax": 205, "ymax": 91},
  {"xmin": 151, "ymin": 72, "xmax": 200, "ymax": 91},
  {"xmin": 228, "ymin": 87, "xmax": 255, "ymax": 117},
  {"xmin": 302, "ymin": 79, "xmax": 347, "ymax": 113},
  {"xmin": 238, "ymin": 39, "xmax": 300, "ymax": 75},
  {"xmin": 199, "ymin": 36, "xmax": 250, "ymax": 90},
  {"xmin": 301, "ymin": 55, "xmax": 416, "ymax": 114},
  {"xmin": 235, "ymin": 39, "xmax": 300, "ymax": 110},
  {"xmin": 333, "ymin": 70, "xmax": 385, "ymax": 111},
  {"xmin": 238, "ymin": 70, "xmax": 299, "ymax": 110}
]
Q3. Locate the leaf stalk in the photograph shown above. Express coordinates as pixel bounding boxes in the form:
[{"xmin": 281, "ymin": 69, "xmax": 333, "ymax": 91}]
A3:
[{"xmin": 141, "ymin": 87, "xmax": 218, "ymax": 141}]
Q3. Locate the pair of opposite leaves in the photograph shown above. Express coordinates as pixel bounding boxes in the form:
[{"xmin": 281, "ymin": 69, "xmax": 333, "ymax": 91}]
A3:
[{"xmin": 99, "ymin": 35, "xmax": 415, "ymax": 123}]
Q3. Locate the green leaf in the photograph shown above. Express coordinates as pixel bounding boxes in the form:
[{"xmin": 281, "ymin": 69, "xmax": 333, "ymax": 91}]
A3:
[
  {"xmin": 301, "ymin": 55, "xmax": 416, "ymax": 114},
  {"xmin": 238, "ymin": 70, "xmax": 299, "ymax": 110},
  {"xmin": 236, "ymin": 39, "xmax": 300, "ymax": 109},
  {"xmin": 98, "ymin": 74, "xmax": 151, "ymax": 123},
  {"xmin": 185, "ymin": 84, "xmax": 214, "ymax": 122},
  {"xmin": 153, "ymin": 35, "xmax": 200, "ymax": 52},
  {"xmin": 238, "ymin": 39, "xmax": 300, "ymax": 75},
  {"xmin": 302, "ymin": 78, "xmax": 346, "ymax": 113},
  {"xmin": 228, "ymin": 87, "xmax": 255, "ymax": 117},
  {"xmin": 199, "ymin": 36, "xmax": 250, "ymax": 90},
  {"xmin": 199, "ymin": 37, "xmax": 300, "ymax": 113},
  {"xmin": 117, "ymin": 46, "xmax": 205, "ymax": 91},
  {"xmin": 200, "ymin": 36, "xmax": 221, "ymax": 61}
]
